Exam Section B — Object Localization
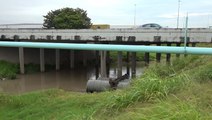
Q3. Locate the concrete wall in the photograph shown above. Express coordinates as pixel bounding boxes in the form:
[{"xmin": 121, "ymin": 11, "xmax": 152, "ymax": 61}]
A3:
[{"xmin": 0, "ymin": 28, "xmax": 212, "ymax": 42}]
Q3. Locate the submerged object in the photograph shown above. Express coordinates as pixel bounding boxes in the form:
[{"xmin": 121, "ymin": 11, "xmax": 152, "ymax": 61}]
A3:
[{"xmin": 86, "ymin": 75, "xmax": 130, "ymax": 93}]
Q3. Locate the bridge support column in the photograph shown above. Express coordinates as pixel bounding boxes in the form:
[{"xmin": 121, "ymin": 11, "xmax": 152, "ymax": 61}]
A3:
[
  {"xmin": 166, "ymin": 43, "xmax": 171, "ymax": 63},
  {"xmin": 55, "ymin": 49, "xmax": 60, "ymax": 70},
  {"xmin": 117, "ymin": 51, "xmax": 123, "ymax": 78},
  {"xmin": 156, "ymin": 43, "xmax": 161, "ymax": 62},
  {"xmin": 184, "ymin": 43, "xmax": 189, "ymax": 57},
  {"xmin": 70, "ymin": 50, "xmax": 74, "ymax": 69},
  {"xmin": 131, "ymin": 52, "xmax": 136, "ymax": 78},
  {"xmin": 126, "ymin": 52, "xmax": 130, "ymax": 75},
  {"xmin": 106, "ymin": 51, "xmax": 110, "ymax": 77},
  {"xmin": 19, "ymin": 47, "xmax": 25, "ymax": 74},
  {"xmin": 144, "ymin": 52, "xmax": 150, "ymax": 66},
  {"xmin": 128, "ymin": 36, "xmax": 136, "ymax": 77},
  {"xmin": 94, "ymin": 37, "xmax": 100, "ymax": 78},
  {"xmin": 100, "ymin": 51, "xmax": 107, "ymax": 78},
  {"xmin": 40, "ymin": 48, "xmax": 45, "ymax": 72},
  {"xmin": 176, "ymin": 43, "xmax": 181, "ymax": 57},
  {"xmin": 95, "ymin": 50, "xmax": 100, "ymax": 79},
  {"xmin": 154, "ymin": 36, "xmax": 161, "ymax": 62},
  {"xmin": 83, "ymin": 51, "xmax": 87, "ymax": 67}
]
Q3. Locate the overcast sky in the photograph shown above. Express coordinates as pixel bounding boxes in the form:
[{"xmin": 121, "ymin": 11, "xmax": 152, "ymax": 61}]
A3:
[{"xmin": 0, "ymin": 0, "xmax": 212, "ymax": 28}]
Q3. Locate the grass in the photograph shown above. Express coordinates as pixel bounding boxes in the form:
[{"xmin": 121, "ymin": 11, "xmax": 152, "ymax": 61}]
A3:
[
  {"xmin": 0, "ymin": 55, "xmax": 211, "ymax": 119},
  {"xmin": 0, "ymin": 43, "xmax": 211, "ymax": 119},
  {"xmin": 0, "ymin": 61, "xmax": 55, "ymax": 79},
  {"xmin": 0, "ymin": 60, "xmax": 19, "ymax": 79}
]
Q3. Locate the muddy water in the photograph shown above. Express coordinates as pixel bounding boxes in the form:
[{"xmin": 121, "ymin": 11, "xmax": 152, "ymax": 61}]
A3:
[{"xmin": 0, "ymin": 63, "xmax": 145, "ymax": 94}]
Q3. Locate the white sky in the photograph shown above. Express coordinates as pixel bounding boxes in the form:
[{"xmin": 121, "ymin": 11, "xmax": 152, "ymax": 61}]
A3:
[{"xmin": 0, "ymin": 0, "xmax": 212, "ymax": 28}]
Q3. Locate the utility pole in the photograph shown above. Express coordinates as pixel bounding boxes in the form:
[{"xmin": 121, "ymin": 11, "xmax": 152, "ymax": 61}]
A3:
[
  {"xmin": 134, "ymin": 4, "xmax": 136, "ymax": 29},
  {"xmin": 177, "ymin": 0, "xmax": 181, "ymax": 28}
]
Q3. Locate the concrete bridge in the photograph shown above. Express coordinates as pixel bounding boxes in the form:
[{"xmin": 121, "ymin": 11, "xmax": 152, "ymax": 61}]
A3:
[{"xmin": 0, "ymin": 28, "xmax": 211, "ymax": 79}]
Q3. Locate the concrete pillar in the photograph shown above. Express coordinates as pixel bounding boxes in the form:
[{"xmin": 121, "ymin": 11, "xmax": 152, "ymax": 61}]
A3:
[
  {"xmin": 184, "ymin": 43, "xmax": 189, "ymax": 57},
  {"xmin": 106, "ymin": 51, "xmax": 110, "ymax": 77},
  {"xmin": 126, "ymin": 52, "xmax": 130, "ymax": 75},
  {"xmin": 154, "ymin": 36, "xmax": 161, "ymax": 62},
  {"xmin": 83, "ymin": 51, "xmax": 87, "ymax": 67},
  {"xmin": 95, "ymin": 50, "xmax": 100, "ymax": 79},
  {"xmin": 131, "ymin": 52, "xmax": 136, "ymax": 78},
  {"xmin": 95, "ymin": 50, "xmax": 100, "ymax": 65},
  {"xmin": 100, "ymin": 51, "xmax": 107, "ymax": 78},
  {"xmin": 176, "ymin": 43, "xmax": 181, "ymax": 57},
  {"xmin": 95, "ymin": 64, "xmax": 100, "ymax": 79},
  {"xmin": 144, "ymin": 52, "xmax": 150, "ymax": 66},
  {"xmin": 19, "ymin": 47, "xmax": 25, "ymax": 74},
  {"xmin": 40, "ymin": 48, "xmax": 45, "ymax": 72},
  {"xmin": 156, "ymin": 43, "xmax": 161, "ymax": 62},
  {"xmin": 70, "ymin": 50, "xmax": 75, "ymax": 69},
  {"xmin": 117, "ymin": 51, "xmax": 123, "ymax": 78},
  {"xmin": 55, "ymin": 49, "xmax": 60, "ymax": 70},
  {"xmin": 166, "ymin": 43, "xmax": 171, "ymax": 63},
  {"xmin": 128, "ymin": 36, "xmax": 136, "ymax": 76}
]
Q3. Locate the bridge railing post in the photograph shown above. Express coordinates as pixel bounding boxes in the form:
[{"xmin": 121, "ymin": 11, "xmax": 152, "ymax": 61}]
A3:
[
  {"xmin": 14, "ymin": 35, "xmax": 19, "ymax": 41},
  {"xmin": 74, "ymin": 35, "xmax": 81, "ymax": 40},
  {"xmin": 46, "ymin": 35, "xmax": 53, "ymax": 40},
  {"xmin": 56, "ymin": 36, "xmax": 62, "ymax": 40},
  {"xmin": 30, "ymin": 35, "xmax": 35, "ymax": 40},
  {"xmin": 1, "ymin": 35, "xmax": 6, "ymax": 40}
]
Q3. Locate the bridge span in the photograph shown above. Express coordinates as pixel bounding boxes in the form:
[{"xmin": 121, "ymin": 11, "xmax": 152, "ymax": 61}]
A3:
[{"xmin": 0, "ymin": 28, "xmax": 212, "ymax": 42}]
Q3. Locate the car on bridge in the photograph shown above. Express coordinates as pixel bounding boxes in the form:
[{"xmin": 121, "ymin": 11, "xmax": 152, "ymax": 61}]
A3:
[{"xmin": 138, "ymin": 23, "xmax": 162, "ymax": 29}]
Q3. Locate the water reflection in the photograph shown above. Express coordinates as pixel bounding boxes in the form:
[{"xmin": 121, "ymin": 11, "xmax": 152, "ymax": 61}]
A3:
[{"xmin": 0, "ymin": 63, "xmax": 145, "ymax": 94}]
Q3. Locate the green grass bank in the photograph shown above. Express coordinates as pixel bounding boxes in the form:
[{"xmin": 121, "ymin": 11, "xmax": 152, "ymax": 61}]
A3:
[
  {"xmin": 0, "ymin": 54, "xmax": 211, "ymax": 120},
  {"xmin": 0, "ymin": 61, "xmax": 55, "ymax": 80}
]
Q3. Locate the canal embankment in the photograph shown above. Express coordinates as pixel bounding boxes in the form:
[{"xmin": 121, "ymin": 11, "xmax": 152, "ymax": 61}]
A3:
[{"xmin": 0, "ymin": 53, "xmax": 211, "ymax": 119}]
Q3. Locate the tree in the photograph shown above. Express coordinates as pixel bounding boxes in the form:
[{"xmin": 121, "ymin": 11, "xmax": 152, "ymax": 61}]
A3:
[{"xmin": 43, "ymin": 7, "xmax": 92, "ymax": 29}]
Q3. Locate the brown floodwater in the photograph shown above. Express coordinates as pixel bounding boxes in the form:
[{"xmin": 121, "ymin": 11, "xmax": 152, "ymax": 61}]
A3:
[{"xmin": 0, "ymin": 63, "xmax": 145, "ymax": 94}]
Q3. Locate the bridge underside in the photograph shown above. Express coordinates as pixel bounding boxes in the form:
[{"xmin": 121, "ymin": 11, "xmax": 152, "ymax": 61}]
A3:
[{"xmin": 0, "ymin": 34, "xmax": 211, "ymax": 78}]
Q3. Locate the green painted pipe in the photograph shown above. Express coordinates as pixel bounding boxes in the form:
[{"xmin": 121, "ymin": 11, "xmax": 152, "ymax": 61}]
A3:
[{"xmin": 0, "ymin": 41, "xmax": 211, "ymax": 55}]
